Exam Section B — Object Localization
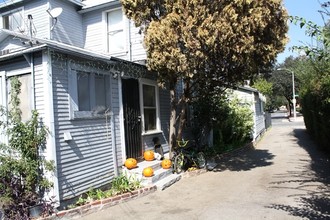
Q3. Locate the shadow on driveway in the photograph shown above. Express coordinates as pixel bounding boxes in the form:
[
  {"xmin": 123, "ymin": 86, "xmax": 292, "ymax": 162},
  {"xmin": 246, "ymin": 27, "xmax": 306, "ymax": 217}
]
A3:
[
  {"xmin": 267, "ymin": 128, "xmax": 330, "ymax": 219},
  {"xmin": 213, "ymin": 148, "xmax": 275, "ymax": 172}
]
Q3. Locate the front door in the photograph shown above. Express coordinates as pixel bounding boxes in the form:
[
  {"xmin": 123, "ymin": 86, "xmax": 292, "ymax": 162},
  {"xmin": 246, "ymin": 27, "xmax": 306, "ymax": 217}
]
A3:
[{"xmin": 122, "ymin": 78, "xmax": 142, "ymax": 159}]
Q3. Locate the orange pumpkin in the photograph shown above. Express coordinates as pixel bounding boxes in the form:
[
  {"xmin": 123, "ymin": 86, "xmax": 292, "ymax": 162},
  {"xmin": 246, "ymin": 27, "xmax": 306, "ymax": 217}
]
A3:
[
  {"xmin": 161, "ymin": 159, "xmax": 172, "ymax": 169},
  {"xmin": 143, "ymin": 150, "xmax": 155, "ymax": 161},
  {"xmin": 143, "ymin": 167, "xmax": 154, "ymax": 177},
  {"xmin": 124, "ymin": 158, "xmax": 137, "ymax": 169}
]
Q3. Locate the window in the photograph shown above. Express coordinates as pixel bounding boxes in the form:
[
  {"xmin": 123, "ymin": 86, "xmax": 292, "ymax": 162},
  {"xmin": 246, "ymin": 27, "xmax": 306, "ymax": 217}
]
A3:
[
  {"xmin": 107, "ymin": 8, "xmax": 124, "ymax": 53},
  {"xmin": 69, "ymin": 71, "xmax": 111, "ymax": 119},
  {"xmin": 10, "ymin": 74, "xmax": 32, "ymax": 121},
  {"xmin": 1, "ymin": 8, "xmax": 23, "ymax": 31},
  {"xmin": 1, "ymin": 73, "xmax": 32, "ymax": 122},
  {"xmin": 140, "ymin": 80, "xmax": 160, "ymax": 133}
]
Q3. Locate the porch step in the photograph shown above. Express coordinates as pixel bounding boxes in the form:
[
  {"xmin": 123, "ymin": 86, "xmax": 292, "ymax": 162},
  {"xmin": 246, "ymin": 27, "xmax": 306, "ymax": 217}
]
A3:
[
  {"xmin": 154, "ymin": 173, "xmax": 181, "ymax": 191},
  {"xmin": 141, "ymin": 168, "xmax": 173, "ymax": 185},
  {"xmin": 123, "ymin": 153, "xmax": 181, "ymax": 191}
]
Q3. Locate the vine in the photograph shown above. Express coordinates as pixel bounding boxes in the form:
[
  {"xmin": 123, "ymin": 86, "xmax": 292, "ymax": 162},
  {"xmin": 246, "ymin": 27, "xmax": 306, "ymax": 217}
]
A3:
[{"xmin": 0, "ymin": 76, "xmax": 55, "ymax": 219}]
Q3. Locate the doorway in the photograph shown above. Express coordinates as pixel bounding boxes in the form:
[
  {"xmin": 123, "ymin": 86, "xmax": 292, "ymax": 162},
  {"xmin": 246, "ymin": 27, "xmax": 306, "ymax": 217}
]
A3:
[{"xmin": 122, "ymin": 78, "xmax": 142, "ymax": 159}]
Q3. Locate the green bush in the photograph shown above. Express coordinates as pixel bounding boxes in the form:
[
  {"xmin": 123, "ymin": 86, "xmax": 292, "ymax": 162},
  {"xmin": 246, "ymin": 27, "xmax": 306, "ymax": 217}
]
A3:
[
  {"xmin": 73, "ymin": 173, "xmax": 141, "ymax": 207},
  {"xmin": 213, "ymin": 97, "xmax": 253, "ymax": 151},
  {"xmin": 193, "ymin": 92, "xmax": 253, "ymax": 153},
  {"xmin": 301, "ymin": 74, "xmax": 330, "ymax": 152}
]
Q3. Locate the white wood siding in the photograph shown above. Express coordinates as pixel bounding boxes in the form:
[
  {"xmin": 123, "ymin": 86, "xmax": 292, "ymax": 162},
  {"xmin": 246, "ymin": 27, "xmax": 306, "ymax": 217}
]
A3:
[
  {"xmin": 33, "ymin": 53, "xmax": 45, "ymax": 116},
  {"xmin": 129, "ymin": 21, "xmax": 146, "ymax": 62},
  {"xmin": 233, "ymin": 88, "xmax": 266, "ymax": 140},
  {"xmin": 82, "ymin": 4, "xmax": 129, "ymax": 60},
  {"xmin": 51, "ymin": 56, "xmax": 116, "ymax": 201},
  {"xmin": 24, "ymin": 0, "xmax": 49, "ymax": 39},
  {"xmin": 82, "ymin": 4, "xmax": 146, "ymax": 62},
  {"xmin": 82, "ymin": 10, "xmax": 105, "ymax": 53},
  {"xmin": 50, "ymin": 0, "xmax": 84, "ymax": 47},
  {"xmin": 254, "ymin": 95, "xmax": 266, "ymax": 138},
  {"xmin": 0, "ymin": 0, "xmax": 83, "ymax": 45}
]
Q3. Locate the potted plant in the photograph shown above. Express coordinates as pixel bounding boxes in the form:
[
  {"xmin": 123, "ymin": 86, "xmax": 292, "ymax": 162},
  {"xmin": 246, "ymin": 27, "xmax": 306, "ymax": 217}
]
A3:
[{"xmin": 0, "ymin": 77, "xmax": 55, "ymax": 219}]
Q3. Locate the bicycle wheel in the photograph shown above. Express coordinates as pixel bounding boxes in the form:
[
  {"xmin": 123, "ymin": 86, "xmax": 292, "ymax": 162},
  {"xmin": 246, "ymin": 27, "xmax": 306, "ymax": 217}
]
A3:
[
  {"xmin": 173, "ymin": 154, "xmax": 185, "ymax": 174},
  {"xmin": 196, "ymin": 152, "xmax": 206, "ymax": 168}
]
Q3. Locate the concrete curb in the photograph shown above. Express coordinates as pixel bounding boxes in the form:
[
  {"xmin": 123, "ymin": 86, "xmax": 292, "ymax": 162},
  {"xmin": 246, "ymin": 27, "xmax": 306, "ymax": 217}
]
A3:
[{"xmin": 41, "ymin": 186, "xmax": 156, "ymax": 220}]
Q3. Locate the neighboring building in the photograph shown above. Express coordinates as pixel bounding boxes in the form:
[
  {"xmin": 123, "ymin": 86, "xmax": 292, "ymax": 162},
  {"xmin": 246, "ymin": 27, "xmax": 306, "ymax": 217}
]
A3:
[
  {"xmin": 232, "ymin": 86, "xmax": 267, "ymax": 141},
  {"xmin": 0, "ymin": 0, "xmax": 170, "ymax": 206}
]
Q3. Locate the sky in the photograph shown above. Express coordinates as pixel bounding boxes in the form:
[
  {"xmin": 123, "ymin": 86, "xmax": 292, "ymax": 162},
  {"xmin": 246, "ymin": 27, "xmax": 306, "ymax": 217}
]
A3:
[{"xmin": 276, "ymin": 0, "xmax": 326, "ymax": 63}]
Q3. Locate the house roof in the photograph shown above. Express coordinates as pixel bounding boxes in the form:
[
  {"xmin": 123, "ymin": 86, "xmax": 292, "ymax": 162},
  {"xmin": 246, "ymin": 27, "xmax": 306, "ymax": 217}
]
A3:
[
  {"xmin": 0, "ymin": 0, "xmax": 84, "ymax": 9},
  {"xmin": 78, "ymin": 0, "xmax": 119, "ymax": 13},
  {"xmin": 0, "ymin": 0, "xmax": 24, "ymax": 9},
  {"xmin": 237, "ymin": 86, "xmax": 266, "ymax": 102},
  {"xmin": 67, "ymin": 0, "xmax": 85, "ymax": 7},
  {"xmin": 238, "ymin": 86, "xmax": 259, "ymax": 93},
  {"xmin": 0, "ymin": 29, "xmax": 115, "ymax": 63}
]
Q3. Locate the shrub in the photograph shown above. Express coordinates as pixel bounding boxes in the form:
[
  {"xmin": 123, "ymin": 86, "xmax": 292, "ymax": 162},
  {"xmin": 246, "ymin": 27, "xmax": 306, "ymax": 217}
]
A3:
[
  {"xmin": 301, "ymin": 73, "xmax": 330, "ymax": 152},
  {"xmin": 193, "ymin": 92, "xmax": 253, "ymax": 153},
  {"xmin": 73, "ymin": 173, "xmax": 141, "ymax": 207},
  {"xmin": 0, "ymin": 77, "xmax": 55, "ymax": 219}
]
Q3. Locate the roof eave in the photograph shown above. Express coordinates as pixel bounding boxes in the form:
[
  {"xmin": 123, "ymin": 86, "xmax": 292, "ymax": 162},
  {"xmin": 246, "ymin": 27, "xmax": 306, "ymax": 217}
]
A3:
[
  {"xmin": 0, "ymin": 0, "xmax": 24, "ymax": 9},
  {"xmin": 78, "ymin": 1, "xmax": 121, "ymax": 14},
  {"xmin": 0, "ymin": 44, "xmax": 47, "ymax": 61}
]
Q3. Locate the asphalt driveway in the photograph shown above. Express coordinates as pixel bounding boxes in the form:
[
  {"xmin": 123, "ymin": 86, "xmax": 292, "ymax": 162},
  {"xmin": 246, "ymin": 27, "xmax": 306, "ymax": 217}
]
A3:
[{"xmin": 80, "ymin": 115, "xmax": 330, "ymax": 220}]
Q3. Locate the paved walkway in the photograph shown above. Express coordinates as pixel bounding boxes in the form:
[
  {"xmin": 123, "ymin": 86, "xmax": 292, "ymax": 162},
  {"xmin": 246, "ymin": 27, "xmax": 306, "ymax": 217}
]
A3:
[{"xmin": 80, "ymin": 115, "xmax": 330, "ymax": 220}]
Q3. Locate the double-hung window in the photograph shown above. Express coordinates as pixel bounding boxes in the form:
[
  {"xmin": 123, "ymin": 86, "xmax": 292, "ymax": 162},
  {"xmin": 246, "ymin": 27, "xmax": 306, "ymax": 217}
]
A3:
[
  {"xmin": 140, "ymin": 79, "xmax": 160, "ymax": 133},
  {"xmin": 69, "ymin": 71, "xmax": 111, "ymax": 119},
  {"xmin": 107, "ymin": 8, "xmax": 125, "ymax": 53},
  {"xmin": 0, "ymin": 8, "xmax": 24, "ymax": 31},
  {"xmin": 0, "ymin": 71, "xmax": 32, "ymax": 143}
]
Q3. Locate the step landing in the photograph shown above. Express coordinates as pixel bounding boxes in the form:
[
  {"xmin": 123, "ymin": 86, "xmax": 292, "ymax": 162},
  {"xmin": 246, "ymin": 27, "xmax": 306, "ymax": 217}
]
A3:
[{"xmin": 123, "ymin": 154, "xmax": 181, "ymax": 191}]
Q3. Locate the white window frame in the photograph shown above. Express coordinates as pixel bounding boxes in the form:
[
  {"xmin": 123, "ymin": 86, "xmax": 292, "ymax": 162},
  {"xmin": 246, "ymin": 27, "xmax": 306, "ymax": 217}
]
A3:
[
  {"xmin": 68, "ymin": 69, "xmax": 111, "ymax": 120},
  {"xmin": 0, "ymin": 7, "xmax": 24, "ymax": 31},
  {"xmin": 0, "ymin": 71, "xmax": 7, "ymax": 145},
  {"xmin": 139, "ymin": 78, "xmax": 161, "ymax": 134},
  {"xmin": 0, "ymin": 68, "xmax": 33, "ymax": 121},
  {"xmin": 104, "ymin": 7, "xmax": 126, "ymax": 55}
]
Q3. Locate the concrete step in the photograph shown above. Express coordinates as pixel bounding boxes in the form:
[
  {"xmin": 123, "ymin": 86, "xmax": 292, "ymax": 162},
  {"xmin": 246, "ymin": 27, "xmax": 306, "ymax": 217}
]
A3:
[
  {"xmin": 123, "ymin": 153, "xmax": 180, "ymax": 191},
  {"xmin": 154, "ymin": 173, "xmax": 181, "ymax": 191},
  {"xmin": 140, "ymin": 167, "xmax": 173, "ymax": 186}
]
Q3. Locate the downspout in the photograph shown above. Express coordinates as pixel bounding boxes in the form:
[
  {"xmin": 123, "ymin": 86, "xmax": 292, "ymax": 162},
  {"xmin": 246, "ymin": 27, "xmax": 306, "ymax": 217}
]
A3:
[
  {"xmin": 252, "ymin": 92, "xmax": 257, "ymax": 141},
  {"xmin": 109, "ymin": 76, "xmax": 118, "ymax": 176},
  {"xmin": 127, "ymin": 19, "xmax": 132, "ymax": 61},
  {"xmin": 110, "ymin": 111, "xmax": 118, "ymax": 176},
  {"xmin": 30, "ymin": 54, "xmax": 35, "ymax": 110},
  {"xmin": 118, "ymin": 76, "xmax": 127, "ymax": 162}
]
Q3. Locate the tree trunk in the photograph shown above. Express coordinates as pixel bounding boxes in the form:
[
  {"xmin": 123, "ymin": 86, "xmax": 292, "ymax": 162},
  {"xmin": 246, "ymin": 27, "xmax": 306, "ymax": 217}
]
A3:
[
  {"xmin": 177, "ymin": 79, "xmax": 189, "ymax": 141},
  {"xmin": 168, "ymin": 78, "xmax": 189, "ymax": 158},
  {"xmin": 177, "ymin": 102, "xmax": 187, "ymax": 141},
  {"xmin": 169, "ymin": 81, "xmax": 177, "ymax": 159}
]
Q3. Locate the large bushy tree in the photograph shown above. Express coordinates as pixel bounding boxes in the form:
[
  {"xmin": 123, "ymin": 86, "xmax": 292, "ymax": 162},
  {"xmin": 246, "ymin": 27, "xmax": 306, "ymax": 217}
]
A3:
[{"xmin": 121, "ymin": 0, "xmax": 288, "ymax": 153}]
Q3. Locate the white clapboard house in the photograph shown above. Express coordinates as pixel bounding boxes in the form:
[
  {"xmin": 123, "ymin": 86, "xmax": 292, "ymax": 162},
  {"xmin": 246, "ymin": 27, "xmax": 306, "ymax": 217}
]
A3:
[
  {"xmin": 0, "ymin": 0, "xmax": 171, "ymax": 205},
  {"xmin": 0, "ymin": 0, "xmax": 267, "ymax": 206}
]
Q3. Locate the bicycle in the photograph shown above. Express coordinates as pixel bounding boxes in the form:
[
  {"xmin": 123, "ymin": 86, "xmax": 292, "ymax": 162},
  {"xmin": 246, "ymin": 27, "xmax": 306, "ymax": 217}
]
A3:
[{"xmin": 172, "ymin": 139, "xmax": 206, "ymax": 174}]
